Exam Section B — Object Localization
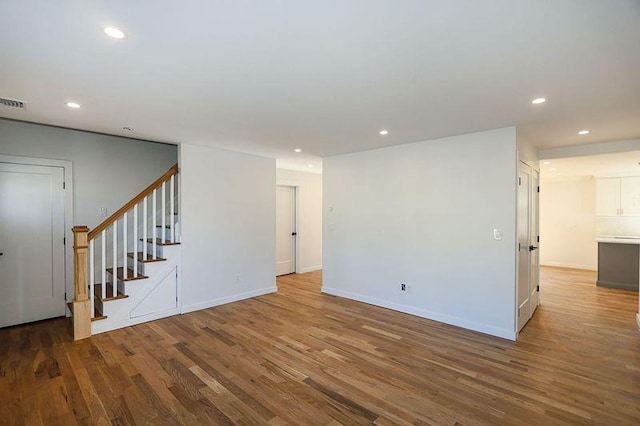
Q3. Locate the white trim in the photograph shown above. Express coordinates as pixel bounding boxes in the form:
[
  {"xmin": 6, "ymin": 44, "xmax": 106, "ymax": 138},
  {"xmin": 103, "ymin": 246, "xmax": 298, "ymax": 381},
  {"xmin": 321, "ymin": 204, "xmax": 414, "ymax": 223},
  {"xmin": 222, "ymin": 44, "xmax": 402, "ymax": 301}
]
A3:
[
  {"xmin": 92, "ymin": 306, "xmax": 181, "ymax": 335},
  {"xmin": 182, "ymin": 286, "xmax": 277, "ymax": 314},
  {"xmin": 0, "ymin": 154, "xmax": 74, "ymax": 310},
  {"xmin": 321, "ymin": 286, "xmax": 516, "ymax": 341},
  {"xmin": 541, "ymin": 262, "xmax": 597, "ymax": 271},
  {"xmin": 299, "ymin": 265, "xmax": 322, "ymax": 273}
]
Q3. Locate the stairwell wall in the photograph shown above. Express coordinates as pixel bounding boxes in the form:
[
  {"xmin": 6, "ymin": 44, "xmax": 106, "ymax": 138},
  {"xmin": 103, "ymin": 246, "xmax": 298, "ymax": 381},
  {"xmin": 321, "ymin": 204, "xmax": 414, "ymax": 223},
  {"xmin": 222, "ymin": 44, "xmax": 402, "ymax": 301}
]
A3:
[
  {"xmin": 179, "ymin": 143, "xmax": 277, "ymax": 312},
  {"xmin": 0, "ymin": 119, "xmax": 178, "ymax": 228}
]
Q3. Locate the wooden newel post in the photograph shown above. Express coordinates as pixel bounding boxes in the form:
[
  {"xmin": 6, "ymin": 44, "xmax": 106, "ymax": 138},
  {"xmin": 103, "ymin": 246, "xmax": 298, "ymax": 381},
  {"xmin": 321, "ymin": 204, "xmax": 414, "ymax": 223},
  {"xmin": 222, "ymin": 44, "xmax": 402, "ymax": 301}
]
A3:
[{"xmin": 72, "ymin": 226, "xmax": 91, "ymax": 341}]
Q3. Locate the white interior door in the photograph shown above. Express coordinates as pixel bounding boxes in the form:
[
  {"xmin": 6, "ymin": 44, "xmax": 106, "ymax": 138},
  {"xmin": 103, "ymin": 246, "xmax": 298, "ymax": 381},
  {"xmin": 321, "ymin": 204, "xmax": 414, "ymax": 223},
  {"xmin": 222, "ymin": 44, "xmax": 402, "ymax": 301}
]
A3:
[
  {"xmin": 276, "ymin": 186, "xmax": 296, "ymax": 276},
  {"xmin": 517, "ymin": 166, "xmax": 531, "ymax": 331},
  {"xmin": 529, "ymin": 169, "xmax": 540, "ymax": 314},
  {"xmin": 517, "ymin": 162, "xmax": 541, "ymax": 332},
  {"xmin": 0, "ymin": 162, "xmax": 66, "ymax": 327}
]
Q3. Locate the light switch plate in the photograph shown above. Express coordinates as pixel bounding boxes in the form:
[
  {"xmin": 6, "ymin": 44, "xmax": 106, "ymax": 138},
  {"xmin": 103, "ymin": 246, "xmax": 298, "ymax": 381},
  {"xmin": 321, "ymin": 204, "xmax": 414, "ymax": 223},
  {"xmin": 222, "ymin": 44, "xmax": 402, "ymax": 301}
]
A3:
[{"xmin": 493, "ymin": 228, "xmax": 503, "ymax": 240}]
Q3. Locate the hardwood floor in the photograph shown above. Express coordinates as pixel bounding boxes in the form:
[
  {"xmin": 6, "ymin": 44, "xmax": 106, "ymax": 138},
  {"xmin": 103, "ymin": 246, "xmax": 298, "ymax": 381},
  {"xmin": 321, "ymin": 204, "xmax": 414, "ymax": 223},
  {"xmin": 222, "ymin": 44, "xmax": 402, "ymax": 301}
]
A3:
[{"xmin": 0, "ymin": 267, "xmax": 638, "ymax": 425}]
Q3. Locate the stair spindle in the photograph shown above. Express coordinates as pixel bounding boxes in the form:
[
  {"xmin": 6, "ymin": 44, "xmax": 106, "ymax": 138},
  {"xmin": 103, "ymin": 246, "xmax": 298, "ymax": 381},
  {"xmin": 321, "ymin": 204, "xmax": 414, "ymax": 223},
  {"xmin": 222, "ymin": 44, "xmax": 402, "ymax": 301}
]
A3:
[
  {"xmin": 152, "ymin": 189, "xmax": 157, "ymax": 259},
  {"xmin": 133, "ymin": 204, "xmax": 138, "ymax": 276},
  {"xmin": 123, "ymin": 212, "xmax": 128, "ymax": 280},
  {"xmin": 170, "ymin": 175, "xmax": 175, "ymax": 243},
  {"xmin": 143, "ymin": 196, "xmax": 148, "ymax": 262},
  {"xmin": 101, "ymin": 230, "xmax": 106, "ymax": 301},
  {"xmin": 89, "ymin": 239, "xmax": 95, "ymax": 319},
  {"xmin": 113, "ymin": 219, "xmax": 117, "ymax": 296},
  {"xmin": 162, "ymin": 181, "xmax": 166, "ymax": 243}
]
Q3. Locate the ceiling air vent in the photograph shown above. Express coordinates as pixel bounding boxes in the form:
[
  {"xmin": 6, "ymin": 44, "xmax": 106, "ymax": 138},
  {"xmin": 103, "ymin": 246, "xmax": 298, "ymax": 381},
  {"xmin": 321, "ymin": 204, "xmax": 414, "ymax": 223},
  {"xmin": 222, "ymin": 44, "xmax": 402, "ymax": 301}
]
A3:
[{"xmin": 0, "ymin": 97, "xmax": 27, "ymax": 111}]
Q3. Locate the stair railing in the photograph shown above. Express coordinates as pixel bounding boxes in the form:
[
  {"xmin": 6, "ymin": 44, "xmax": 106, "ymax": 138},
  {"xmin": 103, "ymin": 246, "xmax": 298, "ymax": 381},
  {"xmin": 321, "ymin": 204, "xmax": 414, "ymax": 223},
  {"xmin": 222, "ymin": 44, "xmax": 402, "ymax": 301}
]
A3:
[{"xmin": 71, "ymin": 164, "xmax": 179, "ymax": 340}]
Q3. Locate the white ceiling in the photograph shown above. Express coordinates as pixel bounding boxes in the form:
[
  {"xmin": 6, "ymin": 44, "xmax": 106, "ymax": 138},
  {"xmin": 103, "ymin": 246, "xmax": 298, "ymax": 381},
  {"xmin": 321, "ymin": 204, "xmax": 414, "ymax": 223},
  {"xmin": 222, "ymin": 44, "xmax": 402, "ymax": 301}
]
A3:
[
  {"xmin": 1, "ymin": 1, "xmax": 639, "ymax": 172},
  {"xmin": 540, "ymin": 151, "xmax": 640, "ymax": 180}
]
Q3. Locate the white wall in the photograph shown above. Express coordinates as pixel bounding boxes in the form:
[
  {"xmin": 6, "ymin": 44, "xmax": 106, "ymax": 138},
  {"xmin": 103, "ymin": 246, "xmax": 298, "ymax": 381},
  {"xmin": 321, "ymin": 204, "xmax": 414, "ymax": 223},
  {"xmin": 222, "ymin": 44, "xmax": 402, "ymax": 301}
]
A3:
[
  {"xmin": 276, "ymin": 169, "xmax": 322, "ymax": 273},
  {"xmin": 323, "ymin": 127, "xmax": 518, "ymax": 340},
  {"xmin": 180, "ymin": 143, "xmax": 276, "ymax": 312},
  {"xmin": 0, "ymin": 119, "xmax": 177, "ymax": 228},
  {"xmin": 539, "ymin": 178, "xmax": 597, "ymax": 270}
]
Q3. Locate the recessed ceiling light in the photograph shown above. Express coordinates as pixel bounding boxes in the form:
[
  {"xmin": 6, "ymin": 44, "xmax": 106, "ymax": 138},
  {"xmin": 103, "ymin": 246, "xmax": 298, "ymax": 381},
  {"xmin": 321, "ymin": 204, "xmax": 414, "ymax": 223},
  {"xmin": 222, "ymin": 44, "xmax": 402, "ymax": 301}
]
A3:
[
  {"xmin": 307, "ymin": 164, "xmax": 313, "ymax": 168},
  {"xmin": 531, "ymin": 97, "xmax": 546, "ymax": 104},
  {"xmin": 379, "ymin": 130, "xmax": 389, "ymax": 135},
  {"xmin": 542, "ymin": 161, "xmax": 551, "ymax": 165},
  {"xmin": 65, "ymin": 102, "xmax": 80, "ymax": 109},
  {"xmin": 122, "ymin": 126, "xmax": 133, "ymax": 131},
  {"xmin": 578, "ymin": 130, "xmax": 590, "ymax": 135},
  {"xmin": 104, "ymin": 27, "xmax": 126, "ymax": 39},
  {"xmin": 294, "ymin": 148, "xmax": 302, "ymax": 153}
]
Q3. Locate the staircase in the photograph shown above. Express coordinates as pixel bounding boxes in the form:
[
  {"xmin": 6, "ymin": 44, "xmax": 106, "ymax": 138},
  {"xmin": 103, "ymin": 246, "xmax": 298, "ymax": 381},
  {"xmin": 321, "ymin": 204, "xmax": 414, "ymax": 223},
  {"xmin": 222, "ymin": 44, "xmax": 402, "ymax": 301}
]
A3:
[{"xmin": 70, "ymin": 164, "xmax": 181, "ymax": 340}]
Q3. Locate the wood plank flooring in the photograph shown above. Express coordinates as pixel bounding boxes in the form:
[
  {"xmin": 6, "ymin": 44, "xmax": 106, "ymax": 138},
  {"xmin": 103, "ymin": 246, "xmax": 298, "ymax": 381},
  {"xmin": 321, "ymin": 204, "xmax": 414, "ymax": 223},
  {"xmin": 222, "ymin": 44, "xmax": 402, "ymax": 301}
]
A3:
[{"xmin": 0, "ymin": 267, "xmax": 638, "ymax": 425}]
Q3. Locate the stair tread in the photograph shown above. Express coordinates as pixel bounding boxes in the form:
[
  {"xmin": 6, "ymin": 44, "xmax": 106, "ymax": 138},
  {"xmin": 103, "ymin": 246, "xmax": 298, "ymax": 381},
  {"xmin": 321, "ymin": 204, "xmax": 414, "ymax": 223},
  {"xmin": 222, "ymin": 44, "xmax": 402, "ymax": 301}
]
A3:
[
  {"xmin": 94, "ymin": 282, "xmax": 128, "ymax": 301},
  {"xmin": 143, "ymin": 238, "xmax": 181, "ymax": 246},
  {"xmin": 106, "ymin": 267, "xmax": 148, "ymax": 281},
  {"xmin": 126, "ymin": 252, "xmax": 166, "ymax": 262}
]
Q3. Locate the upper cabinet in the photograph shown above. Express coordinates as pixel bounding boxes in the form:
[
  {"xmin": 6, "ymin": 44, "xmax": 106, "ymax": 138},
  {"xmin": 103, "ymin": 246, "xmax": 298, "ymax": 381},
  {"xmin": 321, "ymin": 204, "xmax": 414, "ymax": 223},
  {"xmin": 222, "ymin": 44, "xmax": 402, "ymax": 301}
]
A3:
[
  {"xmin": 620, "ymin": 177, "xmax": 640, "ymax": 216},
  {"xmin": 596, "ymin": 177, "xmax": 640, "ymax": 217}
]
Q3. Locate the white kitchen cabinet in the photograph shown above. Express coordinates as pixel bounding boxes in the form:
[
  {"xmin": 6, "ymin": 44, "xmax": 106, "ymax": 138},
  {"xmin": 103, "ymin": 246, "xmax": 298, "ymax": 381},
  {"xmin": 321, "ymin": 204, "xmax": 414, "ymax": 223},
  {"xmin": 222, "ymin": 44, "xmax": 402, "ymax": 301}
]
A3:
[
  {"xmin": 620, "ymin": 177, "xmax": 640, "ymax": 216},
  {"xmin": 596, "ymin": 177, "xmax": 640, "ymax": 217},
  {"xmin": 596, "ymin": 178, "xmax": 621, "ymax": 216}
]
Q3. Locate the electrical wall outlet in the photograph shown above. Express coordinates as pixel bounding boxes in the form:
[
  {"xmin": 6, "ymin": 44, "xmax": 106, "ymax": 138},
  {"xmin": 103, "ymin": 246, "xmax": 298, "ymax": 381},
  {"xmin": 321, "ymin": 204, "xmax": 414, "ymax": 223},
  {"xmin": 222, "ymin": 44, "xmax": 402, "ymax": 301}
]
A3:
[{"xmin": 98, "ymin": 207, "xmax": 108, "ymax": 218}]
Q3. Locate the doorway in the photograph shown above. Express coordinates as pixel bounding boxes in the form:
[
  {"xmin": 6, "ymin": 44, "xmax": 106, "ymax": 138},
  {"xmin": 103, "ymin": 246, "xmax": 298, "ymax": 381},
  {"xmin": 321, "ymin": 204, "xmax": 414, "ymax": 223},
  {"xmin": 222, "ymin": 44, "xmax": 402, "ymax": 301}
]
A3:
[
  {"xmin": 517, "ymin": 161, "xmax": 540, "ymax": 331},
  {"xmin": 0, "ymin": 161, "xmax": 67, "ymax": 327},
  {"xmin": 276, "ymin": 185, "xmax": 297, "ymax": 276}
]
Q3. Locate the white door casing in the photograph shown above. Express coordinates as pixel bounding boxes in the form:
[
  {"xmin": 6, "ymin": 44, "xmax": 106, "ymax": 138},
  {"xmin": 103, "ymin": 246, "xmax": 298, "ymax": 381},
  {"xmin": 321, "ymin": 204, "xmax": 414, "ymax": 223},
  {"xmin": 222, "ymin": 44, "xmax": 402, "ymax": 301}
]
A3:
[
  {"xmin": 0, "ymin": 162, "xmax": 66, "ymax": 327},
  {"xmin": 276, "ymin": 185, "xmax": 296, "ymax": 276}
]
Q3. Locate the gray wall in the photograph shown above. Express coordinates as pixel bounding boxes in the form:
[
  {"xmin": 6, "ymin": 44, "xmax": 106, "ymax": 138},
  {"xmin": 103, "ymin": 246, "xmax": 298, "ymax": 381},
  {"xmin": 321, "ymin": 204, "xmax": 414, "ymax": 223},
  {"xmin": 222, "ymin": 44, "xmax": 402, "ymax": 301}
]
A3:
[{"xmin": 0, "ymin": 119, "xmax": 177, "ymax": 228}]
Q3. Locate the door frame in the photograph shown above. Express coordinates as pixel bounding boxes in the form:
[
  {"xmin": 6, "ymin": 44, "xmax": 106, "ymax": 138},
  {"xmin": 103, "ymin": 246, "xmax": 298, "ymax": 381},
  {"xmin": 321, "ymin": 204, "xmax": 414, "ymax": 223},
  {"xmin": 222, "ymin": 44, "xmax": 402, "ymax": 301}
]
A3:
[
  {"xmin": 276, "ymin": 184, "xmax": 300, "ymax": 274},
  {"xmin": 515, "ymin": 159, "xmax": 540, "ymax": 337},
  {"xmin": 0, "ymin": 154, "xmax": 74, "ymax": 309}
]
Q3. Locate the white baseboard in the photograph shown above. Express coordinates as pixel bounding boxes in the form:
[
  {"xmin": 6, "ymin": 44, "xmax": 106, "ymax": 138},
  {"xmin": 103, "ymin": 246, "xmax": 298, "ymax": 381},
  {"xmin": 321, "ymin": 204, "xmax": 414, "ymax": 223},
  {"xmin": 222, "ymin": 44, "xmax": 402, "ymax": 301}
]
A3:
[
  {"xmin": 540, "ymin": 261, "xmax": 597, "ymax": 271},
  {"xmin": 182, "ymin": 286, "xmax": 278, "ymax": 314},
  {"xmin": 321, "ymin": 286, "xmax": 516, "ymax": 341},
  {"xmin": 299, "ymin": 265, "xmax": 322, "ymax": 274}
]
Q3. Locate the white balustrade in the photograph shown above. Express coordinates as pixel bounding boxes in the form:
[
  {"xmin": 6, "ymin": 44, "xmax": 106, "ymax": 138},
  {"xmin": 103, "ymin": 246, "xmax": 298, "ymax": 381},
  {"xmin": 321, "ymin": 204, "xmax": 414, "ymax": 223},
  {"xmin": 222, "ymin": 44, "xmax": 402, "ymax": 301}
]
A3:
[
  {"xmin": 143, "ymin": 196, "xmax": 148, "ymax": 261},
  {"xmin": 112, "ymin": 220, "xmax": 117, "ymax": 296},
  {"xmin": 162, "ymin": 181, "xmax": 166, "ymax": 243},
  {"xmin": 89, "ymin": 239, "xmax": 95, "ymax": 318},
  {"xmin": 123, "ymin": 212, "xmax": 128, "ymax": 280},
  {"xmin": 152, "ymin": 189, "xmax": 157, "ymax": 259},
  {"xmin": 101, "ymin": 230, "xmax": 106, "ymax": 299},
  {"xmin": 133, "ymin": 204, "xmax": 138, "ymax": 276},
  {"xmin": 170, "ymin": 175, "xmax": 175, "ymax": 243}
]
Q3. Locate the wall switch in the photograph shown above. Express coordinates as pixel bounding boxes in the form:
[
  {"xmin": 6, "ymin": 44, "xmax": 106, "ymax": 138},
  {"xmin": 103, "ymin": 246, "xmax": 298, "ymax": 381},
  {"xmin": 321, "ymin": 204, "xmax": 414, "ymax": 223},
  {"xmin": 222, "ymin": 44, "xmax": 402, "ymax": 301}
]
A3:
[
  {"xmin": 401, "ymin": 283, "xmax": 406, "ymax": 291},
  {"xmin": 98, "ymin": 207, "xmax": 108, "ymax": 218},
  {"xmin": 493, "ymin": 228, "xmax": 503, "ymax": 241}
]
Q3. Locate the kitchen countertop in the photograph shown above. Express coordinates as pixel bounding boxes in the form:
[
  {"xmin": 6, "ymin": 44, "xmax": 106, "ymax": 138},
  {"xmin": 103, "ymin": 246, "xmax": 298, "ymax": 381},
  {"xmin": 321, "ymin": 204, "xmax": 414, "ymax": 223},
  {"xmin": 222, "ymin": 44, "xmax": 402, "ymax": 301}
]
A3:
[{"xmin": 596, "ymin": 236, "xmax": 640, "ymax": 244}]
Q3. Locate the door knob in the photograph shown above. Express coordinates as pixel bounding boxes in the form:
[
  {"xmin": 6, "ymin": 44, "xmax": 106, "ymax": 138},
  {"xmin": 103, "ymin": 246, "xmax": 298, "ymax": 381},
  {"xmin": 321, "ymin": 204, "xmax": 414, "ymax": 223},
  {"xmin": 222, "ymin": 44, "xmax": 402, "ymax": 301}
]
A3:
[
  {"xmin": 291, "ymin": 232, "xmax": 297, "ymax": 236},
  {"xmin": 529, "ymin": 245, "xmax": 538, "ymax": 251}
]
